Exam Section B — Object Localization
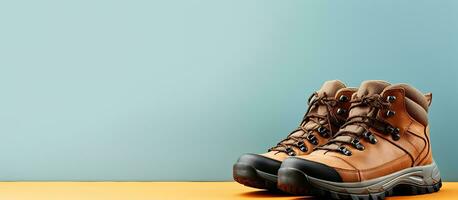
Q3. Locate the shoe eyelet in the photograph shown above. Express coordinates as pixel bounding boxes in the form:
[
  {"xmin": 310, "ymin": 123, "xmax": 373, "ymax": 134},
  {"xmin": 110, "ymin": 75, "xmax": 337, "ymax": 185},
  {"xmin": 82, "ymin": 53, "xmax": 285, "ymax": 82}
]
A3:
[
  {"xmin": 363, "ymin": 131, "xmax": 377, "ymax": 144},
  {"xmin": 387, "ymin": 95, "xmax": 396, "ymax": 102},
  {"xmin": 392, "ymin": 133, "xmax": 400, "ymax": 141},
  {"xmin": 338, "ymin": 146, "xmax": 352, "ymax": 156},
  {"xmin": 339, "ymin": 95, "xmax": 348, "ymax": 102},
  {"xmin": 299, "ymin": 145, "xmax": 308, "ymax": 152},
  {"xmin": 297, "ymin": 141, "xmax": 307, "ymax": 152},
  {"xmin": 386, "ymin": 110, "xmax": 396, "ymax": 117},
  {"xmin": 392, "ymin": 127, "xmax": 400, "ymax": 140},
  {"xmin": 385, "ymin": 126, "xmax": 400, "ymax": 141},
  {"xmin": 285, "ymin": 147, "xmax": 295, "ymax": 156},
  {"xmin": 351, "ymin": 138, "xmax": 365, "ymax": 151},
  {"xmin": 336, "ymin": 108, "xmax": 347, "ymax": 115},
  {"xmin": 317, "ymin": 126, "xmax": 329, "ymax": 137},
  {"xmin": 306, "ymin": 134, "xmax": 318, "ymax": 145},
  {"xmin": 386, "ymin": 126, "xmax": 394, "ymax": 133},
  {"xmin": 386, "ymin": 126, "xmax": 400, "ymax": 134}
]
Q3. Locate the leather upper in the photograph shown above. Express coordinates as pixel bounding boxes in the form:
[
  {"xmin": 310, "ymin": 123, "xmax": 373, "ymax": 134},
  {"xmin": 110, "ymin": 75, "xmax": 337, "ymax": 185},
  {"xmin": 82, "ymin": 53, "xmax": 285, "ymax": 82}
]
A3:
[
  {"xmin": 290, "ymin": 81, "xmax": 434, "ymax": 182},
  {"xmin": 261, "ymin": 80, "xmax": 357, "ymax": 162}
]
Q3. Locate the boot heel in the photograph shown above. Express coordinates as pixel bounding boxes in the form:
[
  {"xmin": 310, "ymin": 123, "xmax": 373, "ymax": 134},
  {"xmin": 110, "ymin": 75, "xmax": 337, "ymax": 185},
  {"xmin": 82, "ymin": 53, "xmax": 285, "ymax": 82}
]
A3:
[
  {"xmin": 392, "ymin": 161, "xmax": 442, "ymax": 195},
  {"xmin": 393, "ymin": 179, "xmax": 442, "ymax": 195}
]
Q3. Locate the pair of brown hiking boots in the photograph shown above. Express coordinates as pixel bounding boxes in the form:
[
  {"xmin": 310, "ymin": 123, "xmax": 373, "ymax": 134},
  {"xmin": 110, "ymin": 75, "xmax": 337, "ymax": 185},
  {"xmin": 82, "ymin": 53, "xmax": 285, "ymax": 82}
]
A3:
[{"xmin": 233, "ymin": 80, "xmax": 441, "ymax": 200}]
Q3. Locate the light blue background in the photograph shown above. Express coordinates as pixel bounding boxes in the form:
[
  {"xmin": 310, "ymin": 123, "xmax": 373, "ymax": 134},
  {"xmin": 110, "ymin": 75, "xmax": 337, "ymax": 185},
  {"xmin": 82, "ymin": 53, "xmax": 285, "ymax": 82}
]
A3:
[{"xmin": 0, "ymin": 1, "xmax": 457, "ymax": 181}]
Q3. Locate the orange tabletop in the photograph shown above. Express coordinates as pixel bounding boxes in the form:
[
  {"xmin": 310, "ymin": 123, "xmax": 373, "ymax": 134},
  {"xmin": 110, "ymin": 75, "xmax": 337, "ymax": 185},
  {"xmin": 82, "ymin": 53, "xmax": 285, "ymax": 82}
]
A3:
[{"xmin": 0, "ymin": 182, "xmax": 456, "ymax": 200}]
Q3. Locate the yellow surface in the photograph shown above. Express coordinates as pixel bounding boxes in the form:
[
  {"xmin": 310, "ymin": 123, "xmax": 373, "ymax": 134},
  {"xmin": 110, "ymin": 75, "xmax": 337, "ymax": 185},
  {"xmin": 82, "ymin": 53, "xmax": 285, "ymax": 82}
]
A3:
[{"xmin": 0, "ymin": 182, "xmax": 456, "ymax": 200}]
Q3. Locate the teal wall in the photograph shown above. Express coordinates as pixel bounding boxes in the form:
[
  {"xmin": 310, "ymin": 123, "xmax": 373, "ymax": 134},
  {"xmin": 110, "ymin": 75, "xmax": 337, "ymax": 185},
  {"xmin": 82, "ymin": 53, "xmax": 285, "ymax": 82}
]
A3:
[{"xmin": 0, "ymin": 1, "xmax": 457, "ymax": 181}]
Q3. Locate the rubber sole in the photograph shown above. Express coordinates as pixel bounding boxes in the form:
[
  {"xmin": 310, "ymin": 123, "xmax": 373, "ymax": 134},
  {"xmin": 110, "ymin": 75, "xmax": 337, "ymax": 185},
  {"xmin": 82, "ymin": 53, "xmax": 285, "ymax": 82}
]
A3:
[
  {"xmin": 277, "ymin": 162, "xmax": 442, "ymax": 199},
  {"xmin": 233, "ymin": 163, "xmax": 278, "ymax": 190}
]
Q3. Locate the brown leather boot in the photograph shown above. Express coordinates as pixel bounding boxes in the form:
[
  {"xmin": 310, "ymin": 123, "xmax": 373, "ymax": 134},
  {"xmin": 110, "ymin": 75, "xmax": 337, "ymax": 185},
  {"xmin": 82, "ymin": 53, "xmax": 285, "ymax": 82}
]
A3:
[
  {"xmin": 233, "ymin": 80, "xmax": 357, "ymax": 190},
  {"xmin": 277, "ymin": 80, "xmax": 441, "ymax": 199}
]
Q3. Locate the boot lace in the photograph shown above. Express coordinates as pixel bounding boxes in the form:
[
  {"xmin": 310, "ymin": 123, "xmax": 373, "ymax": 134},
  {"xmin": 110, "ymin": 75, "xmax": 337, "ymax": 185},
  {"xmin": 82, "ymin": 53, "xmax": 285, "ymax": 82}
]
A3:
[
  {"xmin": 268, "ymin": 92, "xmax": 343, "ymax": 156},
  {"xmin": 316, "ymin": 94, "xmax": 398, "ymax": 156}
]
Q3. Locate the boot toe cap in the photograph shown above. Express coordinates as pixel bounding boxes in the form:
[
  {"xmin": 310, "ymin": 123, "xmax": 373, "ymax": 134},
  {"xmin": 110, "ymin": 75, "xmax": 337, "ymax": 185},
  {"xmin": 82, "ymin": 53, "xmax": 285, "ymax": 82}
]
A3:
[{"xmin": 235, "ymin": 153, "xmax": 281, "ymax": 175}]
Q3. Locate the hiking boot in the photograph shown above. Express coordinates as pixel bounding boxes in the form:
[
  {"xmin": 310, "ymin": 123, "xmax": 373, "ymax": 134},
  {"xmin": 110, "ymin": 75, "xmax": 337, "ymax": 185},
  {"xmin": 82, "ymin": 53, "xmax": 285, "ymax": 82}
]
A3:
[
  {"xmin": 233, "ymin": 80, "xmax": 357, "ymax": 190},
  {"xmin": 277, "ymin": 80, "xmax": 441, "ymax": 199}
]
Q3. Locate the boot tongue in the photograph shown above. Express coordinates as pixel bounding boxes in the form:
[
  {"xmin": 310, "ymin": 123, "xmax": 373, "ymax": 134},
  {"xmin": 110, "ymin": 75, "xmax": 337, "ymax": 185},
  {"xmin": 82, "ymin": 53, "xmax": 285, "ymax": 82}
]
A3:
[
  {"xmin": 300, "ymin": 80, "xmax": 345, "ymax": 130},
  {"xmin": 342, "ymin": 80, "xmax": 390, "ymax": 133},
  {"xmin": 354, "ymin": 80, "xmax": 390, "ymax": 98},
  {"xmin": 315, "ymin": 80, "xmax": 346, "ymax": 98}
]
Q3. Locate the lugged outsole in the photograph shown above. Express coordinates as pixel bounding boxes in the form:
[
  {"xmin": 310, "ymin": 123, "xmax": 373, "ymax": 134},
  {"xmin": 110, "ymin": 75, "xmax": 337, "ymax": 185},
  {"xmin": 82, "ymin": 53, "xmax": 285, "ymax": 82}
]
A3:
[
  {"xmin": 233, "ymin": 163, "xmax": 277, "ymax": 190},
  {"xmin": 277, "ymin": 162, "xmax": 442, "ymax": 200},
  {"xmin": 306, "ymin": 180, "xmax": 442, "ymax": 200},
  {"xmin": 277, "ymin": 166, "xmax": 442, "ymax": 200}
]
